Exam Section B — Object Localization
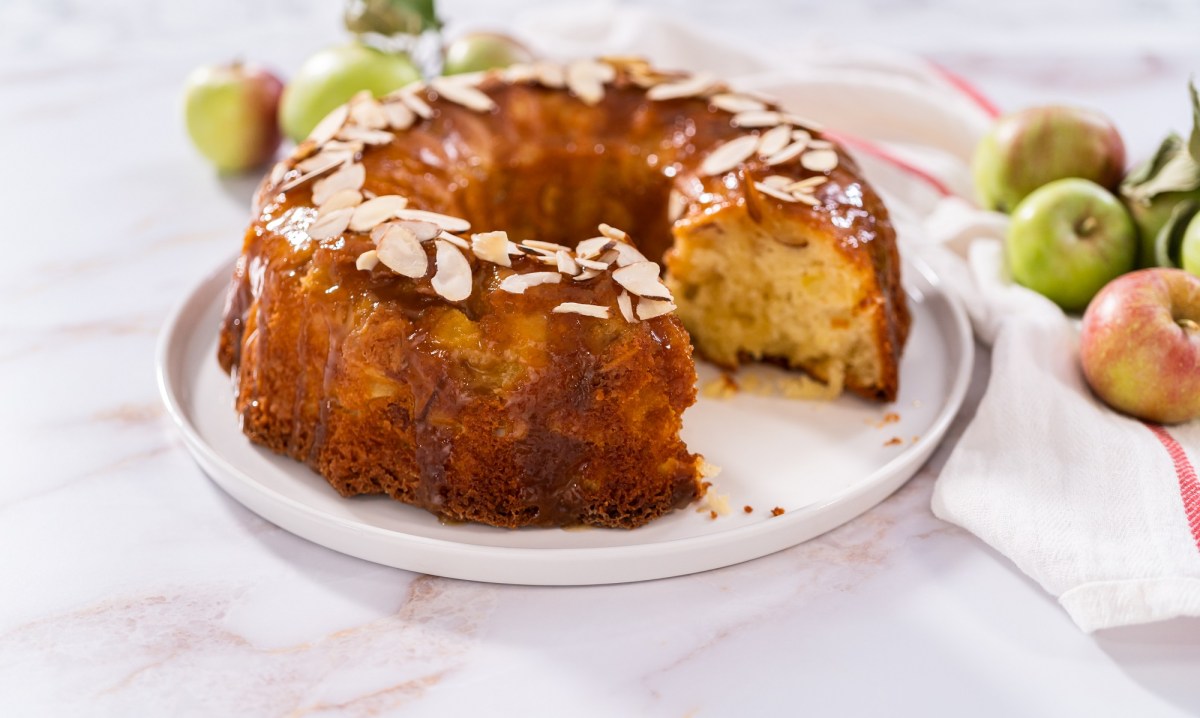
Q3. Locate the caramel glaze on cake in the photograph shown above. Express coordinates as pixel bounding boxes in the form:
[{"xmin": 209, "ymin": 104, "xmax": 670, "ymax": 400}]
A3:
[{"xmin": 218, "ymin": 59, "xmax": 909, "ymax": 529}]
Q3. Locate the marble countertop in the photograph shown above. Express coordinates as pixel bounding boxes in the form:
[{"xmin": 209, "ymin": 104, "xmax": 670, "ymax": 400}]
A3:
[{"xmin": 4, "ymin": 1, "xmax": 1200, "ymax": 715}]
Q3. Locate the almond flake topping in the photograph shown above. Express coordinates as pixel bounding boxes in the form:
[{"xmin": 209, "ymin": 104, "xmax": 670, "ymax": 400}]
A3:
[
  {"xmin": 764, "ymin": 140, "xmax": 808, "ymax": 167},
  {"xmin": 668, "ymin": 188, "xmax": 688, "ymax": 221},
  {"xmin": 294, "ymin": 148, "xmax": 353, "ymax": 175},
  {"xmin": 311, "ymin": 162, "xmax": 366, "ymax": 205},
  {"xmin": 647, "ymin": 72, "xmax": 717, "ymax": 101},
  {"xmin": 611, "ymin": 241, "xmax": 648, "ymax": 267},
  {"xmin": 499, "ymin": 271, "xmax": 561, "ymax": 294},
  {"xmin": 381, "ymin": 100, "xmax": 415, "ymax": 130},
  {"xmin": 576, "ymin": 237, "xmax": 616, "ymax": 259},
  {"xmin": 431, "ymin": 77, "xmax": 497, "ymax": 112},
  {"xmin": 349, "ymin": 194, "xmax": 409, "ymax": 231},
  {"xmin": 336, "ymin": 125, "xmax": 395, "ymax": 146},
  {"xmin": 318, "ymin": 188, "xmax": 363, "ymax": 212},
  {"xmin": 636, "ymin": 297, "xmax": 677, "ymax": 320},
  {"xmin": 376, "ymin": 224, "xmax": 428, "ymax": 278},
  {"xmin": 431, "ymin": 239, "xmax": 472, "ymax": 301},
  {"xmin": 710, "ymin": 93, "xmax": 767, "ymax": 114},
  {"xmin": 500, "ymin": 63, "xmax": 538, "ymax": 83},
  {"xmin": 754, "ymin": 181, "xmax": 799, "ymax": 203},
  {"xmin": 565, "ymin": 60, "xmax": 613, "ymax": 106},
  {"xmin": 307, "ymin": 104, "xmax": 350, "ymax": 145},
  {"xmin": 356, "ymin": 250, "xmax": 380, "ymax": 271},
  {"xmin": 390, "ymin": 209, "xmax": 471, "ymax": 233},
  {"xmin": 556, "ymin": 250, "xmax": 580, "ymax": 275},
  {"xmin": 532, "ymin": 62, "xmax": 565, "ymax": 88},
  {"xmin": 307, "ymin": 207, "xmax": 354, "ymax": 240},
  {"xmin": 612, "ymin": 261, "xmax": 672, "ymax": 301},
  {"xmin": 731, "ymin": 110, "xmax": 783, "ymax": 128},
  {"xmin": 597, "ymin": 223, "xmax": 629, "ymax": 242},
  {"xmin": 700, "ymin": 134, "xmax": 760, "ymax": 176},
  {"xmin": 573, "ymin": 268, "xmax": 601, "ymax": 281},
  {"xmin": 800, "ymin": 148, "xmax": 839, "ymax": 173},
  {"xmin": 438, "ymin": 230, "xmax": 470, "ymax": 250},
  {"xmin": 396, "ymin": 86, "xmax": 434, "ymax": 119},
  {"xmin": 576, "ymin": 257, "xmax": 610, "ymax": 271},
  {"xmin": 349, "ymin": 96, "xmax": 389, "ymax": 130},
  {"xmin": 757, "ymin": 124, "xmax": 793, "ymax": 157},
  {"xmin": 553, "ymin": 302, "xmax": 609, "ymax": 319},
  {"xmin": 471, "ymin": 231, "xmax": 513, "ymax": 267},
  {"xmin": 617, "ymin": 291, "xmax": 636, "ymax": 323}
]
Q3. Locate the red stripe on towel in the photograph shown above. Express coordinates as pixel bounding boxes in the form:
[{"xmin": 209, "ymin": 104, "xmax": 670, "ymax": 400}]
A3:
[
  {"xmin": 1146, "ymin": 422, "xmax": 1200, "ymax": 553},
  {"xmin": 823, "ymin": 130, "xmax": 955, "ymax": 198},
  {"xmin": 926, "ymin": 62, "xmax": 1002, "ymax": 119}
]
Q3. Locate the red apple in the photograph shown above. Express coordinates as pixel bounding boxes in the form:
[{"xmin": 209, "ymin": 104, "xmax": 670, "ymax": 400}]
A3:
[
  {"xmin": 1080, "ymin": 268, "xmax": 1200, "ymax": 424},
  {"xmin": 183, "ymin": 61, "xmax": 283, "ymax": 173}
]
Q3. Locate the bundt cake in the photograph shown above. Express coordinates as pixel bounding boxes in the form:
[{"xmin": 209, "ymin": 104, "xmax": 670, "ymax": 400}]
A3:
[{"xmin": 218, "ymin": 57, "xmax": 909, "ymax": 529}]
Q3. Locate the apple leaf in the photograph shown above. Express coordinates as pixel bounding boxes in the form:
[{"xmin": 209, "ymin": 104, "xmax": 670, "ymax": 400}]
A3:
[
  {"xmin": 1120, "ymin": 132, "xmax": 1200, "ymax": 205},
  {"xmin": 1154, "ymin": 200, "xmax": 1200, "ymax": 268},
  {"xmin": 1190, "ymin": 79, "xmax": 1200, "ymax": 163},
  {"xmin": 345, "ymin": 0, "xmax": 442, "ymax": 37}
]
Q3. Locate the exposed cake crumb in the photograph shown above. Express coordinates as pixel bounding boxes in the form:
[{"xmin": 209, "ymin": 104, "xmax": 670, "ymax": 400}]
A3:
[
  {"xmin": 870, "ymin": 411, "xmax": 901, "ymax": 429},
  {"xmin": 701, "ymin": 373, "xmax": 740, "ymax": 399},
  {"xmin": 912, "ymin": 435, "xmax": 921, "ymax": 444},
  {"xmin": 743, "ymin": 505, "xmax": 753, "ymax": 514},
  {"xmin": 771, "ymin": 506, "xmax": 785, "ymax": 517},
  {"xmin": 697, "ymin": 490, "xmax": 732, "ymax": 517},
  {"xmin": 698, "ymin": 458, "xmax": 722, "ymax": 480},
  {"xmin": 884, "ymin": 436, "xmax": 902, "ymax": 447},
  {"xmin": 709, "ymin": 510, "xmax": 718, "ymax": 520}
]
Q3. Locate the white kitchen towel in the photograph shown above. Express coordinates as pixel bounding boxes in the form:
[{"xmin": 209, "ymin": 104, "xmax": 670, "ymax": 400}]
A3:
[{"xmin": 512, "ymin": 2, "xmax": 1200, "ymax": 632}]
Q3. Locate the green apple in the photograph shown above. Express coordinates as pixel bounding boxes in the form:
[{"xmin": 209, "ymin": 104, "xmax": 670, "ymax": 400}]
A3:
[
  {"xmin": 973, "ymin": 106, "xmax": 1126, "ymax": 213},
  {"xmin": 344, "ymin": 0, "xmax": 441, "ymax": 36},
  {"xmin": 183, "ymin": 61, "xmax": 283, "ymax": 173},
  {"xmin": 280, "ymin": 43, "xmax": 420, "ymax": 142},
  {"xmin": 443, "ymin": 32, "xmax": 534, "ymax": 75},
  {"xmin": 1080, "ymin": 268, "xmax": 1200, "ymax": 424},
  {"xmin": 1006, "ymin": 178, "xmax": 1137, "ymax": 313},
  {"xmin": 1183, "ymin": 213, "xmax": 1200, "ymax": 276}
]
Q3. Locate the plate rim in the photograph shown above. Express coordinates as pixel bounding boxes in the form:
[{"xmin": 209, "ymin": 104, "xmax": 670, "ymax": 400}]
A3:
[{"xmin": 156, "ymin": 254, "xmax": 973, "ymax": 584}]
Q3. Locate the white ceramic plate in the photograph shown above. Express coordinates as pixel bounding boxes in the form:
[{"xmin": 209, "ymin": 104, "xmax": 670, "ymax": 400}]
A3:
[{"xmin": 158, "ymin": 256, "xmax": 972, "ymax": 585}]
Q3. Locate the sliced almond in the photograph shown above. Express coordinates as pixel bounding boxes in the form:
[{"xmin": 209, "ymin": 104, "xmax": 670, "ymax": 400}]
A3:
[
  {"xmin": 700, "ymin": 134, "xmax": 760, "ymax": 176},
  {"xmin": 501, "ymin": 63, "xmax": 538, "ymax": 83},
  {"xmin": 311, "ymin": 162, "xmax": 366, "ymax": 205},
  {"xmin": 597, "ymin": 223, "xmax": 630, "ymax": 242},
  {"xmin": 636, "ymin": 298, "xmax": 677, "ymax": 320},
  {"xmin": 390, "ymin": 209, "xmax": 470, "ymax": 233},
  {"xmin": 294, "ymin": 148, "xmax": 353, "ymax": 175},
  {"xmin": 267, "ymin": 161, "xmax": 288, "ymax": 188},
  {"xmin": 576, "ymin": 257, "xmax": 610, "ymax": 271},
  {"xmin": 521, "ymin": 239, "xmax": 570, "ymax": 254},
  {"xmin": 376, "ymin": 224, "xmax": 428, "ymax": 278},
  {"xmin": 431, "ymin": 239, "xmax": 472, "ymax": 301},
  {"xmin": 732, "ymin": 110, "xmax": 783, "ymax": 128},
  {"xmin": 617, "ymin": 291, "xmax": 637, "ymax": 323},
  {"xmin": 318, "ymin": 188, "xmax": 363, "ymax": 211},
  {"xmin": 764, "ymin": 139, "xmax": 808, "ymax": 167},
  {"xmin": 336, "ymin": 125, "xmax": 395, "ymax": 146},
  {"xmin": 498, "ymin": 271, "xmax": 561, "ymax": 294},
  {"xmin": 431, "ymin": 77, "xmax": 497, "ymax": 112},
  {"xmin": 754, "ymin": 181, "xmax": 799, "ymax": 203},
  {"xmin": 398, "ymin": 87, "xmax": 434, "ymax": 119},
  {"xmin": 576, "ymin": 237, "xmax": 616, "ymax": 259},
  {"xmin": 761, "ymin": 175, "xmax": 793, "ymax": 188},
  {"xmin": 349, "ymin": 194, "xmax": 409, "ymax": 232},
  {"xmin": 611, "ymin": 241, "xmax": 648, "ymax": 267},
  {"xmin": 791, "ymin": 192, "xmax": 821, "ymax": 207},
  {"xmin": 710, "ymin": 93, "xmax": 767, "ymax": 114},
  {"xmin": 355, "ymin": 249, "xmax": 380, "ymax": 271},
  {"xmin": 395, "ymin": 219, "xmax": 442, "ymax": 242},
  {"xmin": 647, "ymin": 72, "xmax": 717, "ymax": 101},
  {"xmin": 807, "ymin": 138, "xmax": 834, "ymax": 150},
  {"xmin": 381, "ymin": 100, "xmax": 415, "ymax": 130},
  {"xmin": 471, "ymin": 231, "xmax": 512, "ymax": 267},
  {"xmin": 532, "ymin": 62, "xmax": 566, "ymax": 88},
  {"xmin": 555, "ymin": 250, "xmax": 579, "ymax": 275},
  {"xmin": 307, "ymin": 104, "xmax": 350, "ymax": 145},
  {"xmin": 800, "ymin": 148, "xmax": 839, "ymax": 173},
  {"xmin": 757, "ymin": 124, "xmax": 793, "ymax": 158},
  {"xmin": 565, "ymin": 60, "xmax": 611, "ymax": 106},
  {"xmin": 321, "ymin": 139, "xmax": 365, "ymax": 154},
  {"xmin": 349, "ymin": 97, "xmax": 388, "ymax": 130},
  {"xmin": 612, "ymin": 261, "xmax": 671, "ymax": 300},
  {"xmin": 438, "ymin": 230, "xmax": 470, "ymax": 250},
  {"xmin": 552, "ymin": 302, "xmax": 609, "ymax": 319},
  {"xmin": 573, "ymin": 268, "xmax": 601, "ymax": 281},
  {"xmin": 307, "ymin": 207, "xmax": 353, "ymax": 240},
  {"xmin": 787, "ymin": 176, "xmax": 828, "ymax": 192}
]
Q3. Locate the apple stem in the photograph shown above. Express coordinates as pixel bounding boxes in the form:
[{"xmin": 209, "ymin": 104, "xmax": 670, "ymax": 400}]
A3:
[
  {"xmin": 1181, "ymin": 318, "xmax": 1200, "ymax": 336},
  {"xmin": 1076, "ymin": 215, "xmax": 1098, "ymax": 237}
]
